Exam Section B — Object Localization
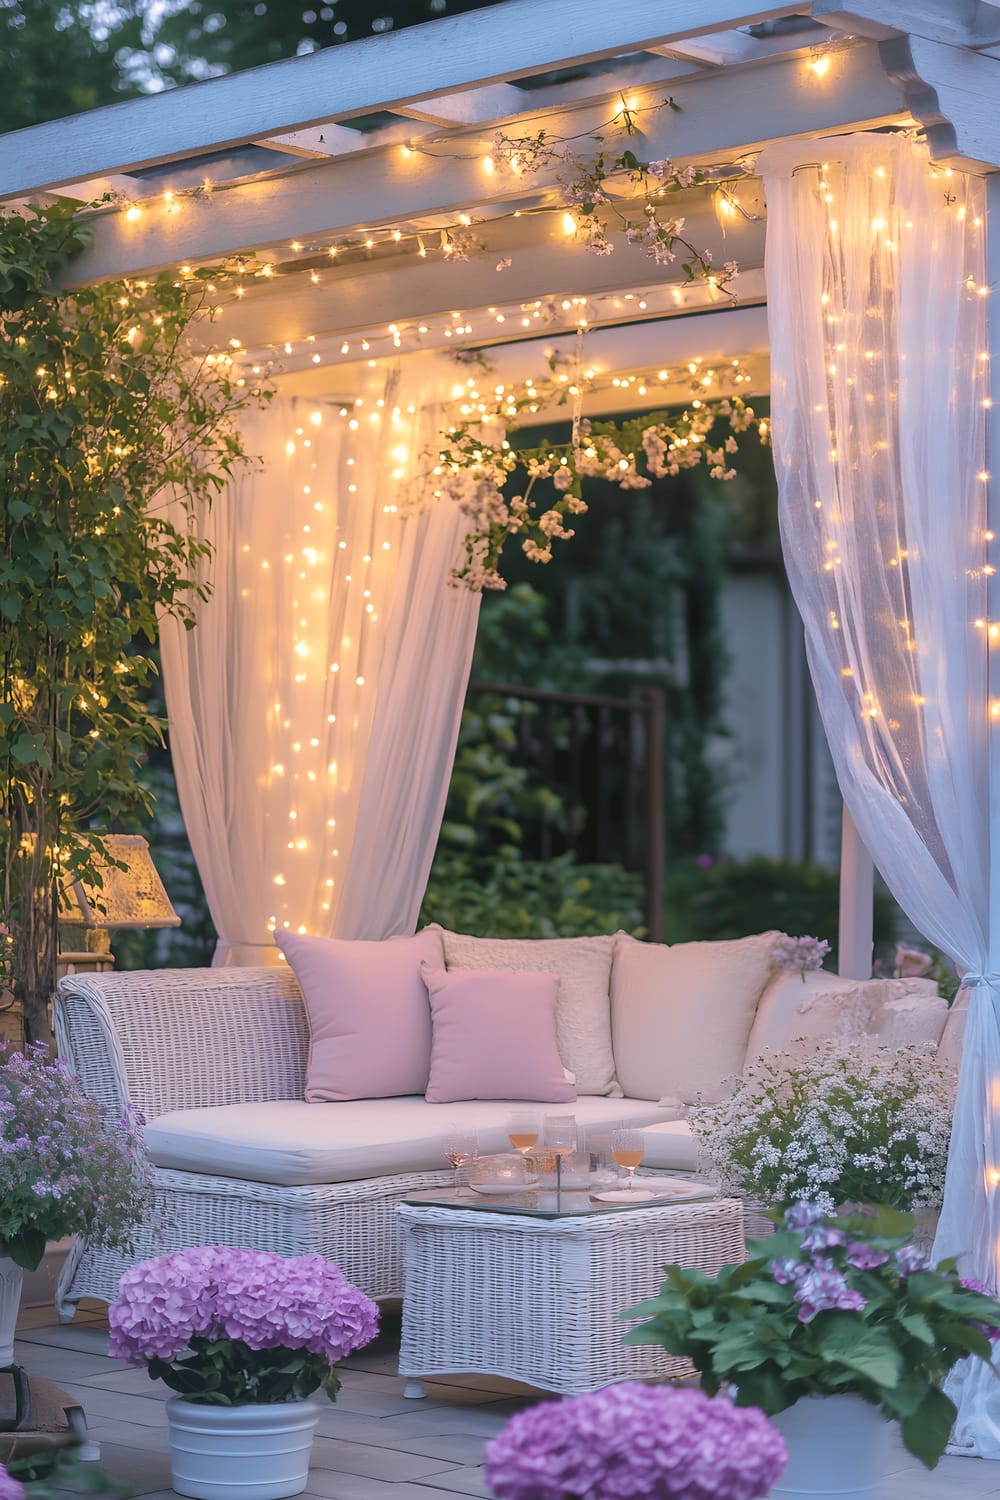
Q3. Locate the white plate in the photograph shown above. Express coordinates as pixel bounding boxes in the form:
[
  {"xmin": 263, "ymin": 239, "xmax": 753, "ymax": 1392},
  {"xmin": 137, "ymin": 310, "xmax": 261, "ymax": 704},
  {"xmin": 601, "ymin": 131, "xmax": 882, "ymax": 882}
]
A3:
[
  {"xmin": 591, "ymin": 1188, "xmax": 658, "ymax": 1203},
  {"xmin": 469, "ymin": 1180, "xmax": 538, "ymax": 1195}
]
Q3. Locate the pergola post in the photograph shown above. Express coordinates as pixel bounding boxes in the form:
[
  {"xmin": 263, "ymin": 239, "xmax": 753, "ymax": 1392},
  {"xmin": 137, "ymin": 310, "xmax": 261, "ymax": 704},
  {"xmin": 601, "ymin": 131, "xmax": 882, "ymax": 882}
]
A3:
[
  {"xmin": 838, "ymin": 805, "xmax": 875, "ymax": 979},
  {"xmin": 986, "ymin": 171, "xmax": 1000, "ymax": 984}
]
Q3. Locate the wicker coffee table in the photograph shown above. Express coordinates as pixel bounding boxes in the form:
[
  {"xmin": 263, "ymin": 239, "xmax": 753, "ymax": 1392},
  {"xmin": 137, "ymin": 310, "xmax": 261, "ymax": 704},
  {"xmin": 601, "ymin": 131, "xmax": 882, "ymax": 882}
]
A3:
[{"xmin": 397, "ymin": 1188, "xmax": 744, "ymax": 1397}]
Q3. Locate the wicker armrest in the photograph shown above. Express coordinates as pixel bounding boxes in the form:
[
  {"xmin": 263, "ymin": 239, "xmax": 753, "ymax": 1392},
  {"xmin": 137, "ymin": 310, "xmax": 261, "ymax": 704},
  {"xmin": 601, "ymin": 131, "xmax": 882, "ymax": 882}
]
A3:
[{"xmin": 54, "ymin": 967, "xmax": 309, "ymax": 1118}]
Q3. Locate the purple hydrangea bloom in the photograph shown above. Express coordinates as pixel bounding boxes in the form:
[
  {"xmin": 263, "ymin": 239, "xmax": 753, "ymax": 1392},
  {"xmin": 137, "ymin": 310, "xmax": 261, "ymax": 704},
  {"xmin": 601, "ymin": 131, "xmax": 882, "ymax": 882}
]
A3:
[
  {"xmin": 784, "ymin": 1202, "xmax": 826, "ymax": 1231},
  {"xmin": 794, "ymin": 1261, "xmax": 867, "ymax": 1323},
  {"xmin": 801, "ymin": 1226, "xmax": 846, "ymax": 1253},
  {"xmin": 0, "ymin": 1465, "xmax": 24, "ymax": 1500},
  {"xmin": 109, "ymin": 1246, "xmax": 379, "ymax": 1368},
  {"xmin": 895, "ymin": 1245, "xmax": 931, "ymax": 1277},
  {"xmin": 771, "ymin": 1257, "xmax": 806, "ymax": 1286},
  {"xmin": 484, "ymin": 1384, "xmax": 787, "ymax": 1500},
  {"xmin": 847, "ymin": 1242, "xmax": 890, "ymax": 1271}
]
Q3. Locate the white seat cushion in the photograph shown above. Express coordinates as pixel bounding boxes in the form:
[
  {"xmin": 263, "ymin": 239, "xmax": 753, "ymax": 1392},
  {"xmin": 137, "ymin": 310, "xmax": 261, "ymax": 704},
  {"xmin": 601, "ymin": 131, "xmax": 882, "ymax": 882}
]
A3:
[
  {"xmin": 145, "ymin": 1096, "xmax": 678, "ymax": 1187},
  {"xmin": 639, "ymin": 1120, "xmax": 700, "ymax": 1173}
]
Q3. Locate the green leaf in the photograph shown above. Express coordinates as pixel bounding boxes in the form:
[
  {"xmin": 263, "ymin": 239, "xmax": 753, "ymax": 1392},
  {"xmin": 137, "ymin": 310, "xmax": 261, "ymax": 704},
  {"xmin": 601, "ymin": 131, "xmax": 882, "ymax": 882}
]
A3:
[
  {"xmin": 898, "ymin": 1311, "xmax": 935, "ymax": 1345},
  {"xmin": 901, "ymin": 1387, "xmax": 958, "ymax": 1469},
  {"xmin": 816, "ymin": 1317, "xmax": 902, "ymax": 1390}
]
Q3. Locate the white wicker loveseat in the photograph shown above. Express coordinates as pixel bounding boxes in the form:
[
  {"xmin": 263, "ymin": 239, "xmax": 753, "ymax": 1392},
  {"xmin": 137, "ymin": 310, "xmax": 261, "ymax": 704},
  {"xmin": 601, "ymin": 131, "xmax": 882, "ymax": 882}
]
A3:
[{"xmin": 52, "ymin": 947, "xmax": 951, "ymax": 1319}]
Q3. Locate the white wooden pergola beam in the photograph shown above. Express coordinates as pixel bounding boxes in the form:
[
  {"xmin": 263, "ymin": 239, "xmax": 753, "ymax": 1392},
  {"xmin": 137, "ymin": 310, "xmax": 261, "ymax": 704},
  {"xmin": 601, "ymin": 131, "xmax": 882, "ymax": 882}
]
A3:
[
  {"xmin": 253, "ymin": 54, "xmax": 702, "ymax": 162},
  {"xmin": 273, "ymin": 302, "xmax": 771, "ymax": 409},
  {"xmin": 197, "ymin": 210, "xmax": 767, "ymax": 358},
  {"xmin": 815, "ymin": 0, "xmax": 983, "ymax": 47},
  {"xmin": 61, "ymin": 43, "xmax": 902, "ymax": 287},
  {"xmin": 0, "ymin": 0, "xmax": 808, "ymax": 201},
  {"xmin": 878, "ymin": 34, "xmax": 1000, "ymax": 168}
]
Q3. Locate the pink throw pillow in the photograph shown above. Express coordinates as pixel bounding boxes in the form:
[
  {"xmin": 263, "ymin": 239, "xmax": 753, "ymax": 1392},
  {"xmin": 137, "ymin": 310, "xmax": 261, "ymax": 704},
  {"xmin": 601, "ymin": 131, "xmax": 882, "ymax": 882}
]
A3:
[
  {"xmin": 277, "ymin": 927, "xmax": 444, "ymax": 1101},
  {"xmin": 421, "ymin": 963, "xmax": 576, "ymax": 1104}
]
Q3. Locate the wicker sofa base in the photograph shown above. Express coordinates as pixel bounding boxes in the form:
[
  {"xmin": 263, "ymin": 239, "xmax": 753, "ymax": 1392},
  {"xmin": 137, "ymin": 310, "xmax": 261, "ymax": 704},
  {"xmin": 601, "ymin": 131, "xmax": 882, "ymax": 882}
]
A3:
[{"xmin": 56, "ymin": 1164, "xmax": 456, "ymax": 1319}]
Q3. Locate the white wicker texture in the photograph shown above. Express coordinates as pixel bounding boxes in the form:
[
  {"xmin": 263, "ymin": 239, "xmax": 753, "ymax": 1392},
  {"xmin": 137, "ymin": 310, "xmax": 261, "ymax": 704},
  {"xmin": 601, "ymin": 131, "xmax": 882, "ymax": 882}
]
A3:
[
  {"xmin": 56, "ymin": 1164, "xmax": 456, "ymax": 1318},
  {"xmin": 397, "ymin": 1198, "xmax": 745, "ymax": 1394},
  {"xmin": 54, "ymin": 968, "xmax": 308, "ymax": 1119}
]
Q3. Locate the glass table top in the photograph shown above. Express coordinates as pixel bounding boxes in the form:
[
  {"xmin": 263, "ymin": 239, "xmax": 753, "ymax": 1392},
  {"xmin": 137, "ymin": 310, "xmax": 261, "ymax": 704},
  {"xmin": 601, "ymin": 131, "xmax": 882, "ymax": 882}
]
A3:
[{"xmin": 404, "ymin": 1176, "xmax": 720, "ymax": 1220}]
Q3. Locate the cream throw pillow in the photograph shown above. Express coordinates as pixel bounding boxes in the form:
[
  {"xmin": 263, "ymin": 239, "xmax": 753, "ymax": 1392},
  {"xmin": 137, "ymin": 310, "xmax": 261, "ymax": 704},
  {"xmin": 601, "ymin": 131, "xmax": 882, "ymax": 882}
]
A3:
[
  {"xmin": 611, "ymin": 932, "xmax": 779, "ymax": 1104},
  {"xmin": 441, "ymin": 931, "xmax": 620, "ymax": 1096}
]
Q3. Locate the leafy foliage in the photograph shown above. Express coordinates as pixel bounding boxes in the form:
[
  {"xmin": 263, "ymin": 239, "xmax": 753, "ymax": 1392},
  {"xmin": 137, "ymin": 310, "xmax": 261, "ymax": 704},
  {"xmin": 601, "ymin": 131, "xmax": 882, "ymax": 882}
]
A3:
[
  {"xmin": 0, "ymin": 203, "xmax": 267, "ymax": 1036},
  {"xmin": 420, "ymin": 850, "xmax": 644, "ymax": 938},
  {"xmin": 626, "ymin": 1204, "xmax": 1000, "ymax": 1470},
  {"xmin": 149, "ymin": 1337, "xmax": 341, "ymax": 1406},
  {"xmin": 665, "ymin": 855, "xmax": 896, "ymax": 964}
]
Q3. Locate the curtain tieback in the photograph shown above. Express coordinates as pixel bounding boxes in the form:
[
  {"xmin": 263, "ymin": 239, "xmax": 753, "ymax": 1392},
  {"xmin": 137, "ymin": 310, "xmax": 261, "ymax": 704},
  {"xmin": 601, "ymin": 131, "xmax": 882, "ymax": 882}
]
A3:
[{"xmin": 959, "ymin": 973, "xmax": 1000, "ymax": 987}]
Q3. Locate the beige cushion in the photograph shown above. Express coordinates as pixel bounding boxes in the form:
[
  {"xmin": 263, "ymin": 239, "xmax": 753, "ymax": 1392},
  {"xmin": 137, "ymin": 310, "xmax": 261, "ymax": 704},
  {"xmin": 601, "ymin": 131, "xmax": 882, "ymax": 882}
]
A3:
[
  {"xmin": 745, "ymin": 971, "xmax": 947, "ymax": 1063},
  {"xmin": 442, "ymin": 931, "xmax": 620, "ymax": 1096},
  {"xmin": 938, "ymin": 988, "xmax": 967, "ymax": 1066},
  {"xmin": 639, "ymin": 1119, "xmax": 700, "ymax": 1173},
  {"xmin": 611, "ymin": 932, "xmax": 778, "ymax": 1104},
  {"xmin": 145, "ymin": 1095, "xmax": 675, "ymax": 1187}
]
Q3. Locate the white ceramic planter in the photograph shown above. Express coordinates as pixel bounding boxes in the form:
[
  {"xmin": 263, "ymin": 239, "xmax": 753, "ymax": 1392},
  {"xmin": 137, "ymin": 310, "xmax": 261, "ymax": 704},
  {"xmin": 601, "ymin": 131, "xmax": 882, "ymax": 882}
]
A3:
[
  {"xmin": 166, "ymin": 1396, "xmax": 321, "ymax": 1500},
  {"xmin": 0, "ymin": 1256, "xmax": 24, "ymax": 1368},
  {"xmin": 767, "ymin": 1394, "xmax": 889, "ymax": 1499}
]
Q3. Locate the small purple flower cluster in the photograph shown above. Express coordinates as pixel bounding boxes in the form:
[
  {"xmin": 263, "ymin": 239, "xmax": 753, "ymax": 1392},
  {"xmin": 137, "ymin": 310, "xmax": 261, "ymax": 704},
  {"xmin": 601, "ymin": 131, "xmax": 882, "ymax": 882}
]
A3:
[
  {"xmin": 0, "ymin": 1042, "xmax": 147, "ymax": 1265},
  {"xmin": 773, "ymin": 934, "xmax": 831, "ymax": 976},
  {"xmin": 484, "ymin": 1383, "xmax": 786, "ymax": 1500},
  {"xmin": 0, "ymin": 1464, "xmax": 24, "ymax": 1500},
  {"xmin": 772, "ymin": 1204, "xmax": 941, "ymax": 1323},
  {"xmin": 109, "ymin": 1246, "xmax": 379, "ymax": 1367}
]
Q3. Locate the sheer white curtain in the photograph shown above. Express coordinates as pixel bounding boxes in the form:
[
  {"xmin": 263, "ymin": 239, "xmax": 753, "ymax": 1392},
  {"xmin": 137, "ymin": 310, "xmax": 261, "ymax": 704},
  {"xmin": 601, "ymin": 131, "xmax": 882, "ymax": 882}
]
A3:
[
  {"xmin": 759, "ymin": 134, "xmax": 998, "ymax": 1451},
  {"xmin": 160, "ymin": 361, "xmax": 479, "ymax": 963}
]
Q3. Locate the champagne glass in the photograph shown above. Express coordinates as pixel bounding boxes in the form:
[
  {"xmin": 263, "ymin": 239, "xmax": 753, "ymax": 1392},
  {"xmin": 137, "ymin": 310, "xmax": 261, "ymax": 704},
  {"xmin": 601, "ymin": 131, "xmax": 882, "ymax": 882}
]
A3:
[
  {"xmin": 443, "ymin": 1128, "xmax": 478, "ymax": 1188},
  {"xmin": 611, "ymin": 1128, "xmax": 645, "ymax": 1191},
  {"xmin": 507, "ymin": 1112, "xmax": 541, "ymax": 1156}
]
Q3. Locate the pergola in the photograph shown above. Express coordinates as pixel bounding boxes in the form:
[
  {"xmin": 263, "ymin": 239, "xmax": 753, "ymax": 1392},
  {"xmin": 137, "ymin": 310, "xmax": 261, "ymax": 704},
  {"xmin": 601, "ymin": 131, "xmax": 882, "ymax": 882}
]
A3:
[{"xmin": 5, "ymin": 0, "xmax": 1000, "ymax": 1453}]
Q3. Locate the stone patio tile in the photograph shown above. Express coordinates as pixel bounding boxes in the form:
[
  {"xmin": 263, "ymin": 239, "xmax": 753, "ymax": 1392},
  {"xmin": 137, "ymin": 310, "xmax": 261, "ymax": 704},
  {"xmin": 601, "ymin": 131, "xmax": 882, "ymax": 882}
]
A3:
[
  {"xmin": 58, "ymin": 1380, "xmax": 168, "ymax": 1427},
  {"xmin": 303, "ymin": 1476, "xmax": 492, "ymax": 1500},
  {"xmin": 83, "ymin": 1365, "xmax": 171, "ymax": 1397},
  {"xmin": 372, "ymin": 1433, "xmax": 492, "ymax": 1466},
  {"xmin": 86, "ymin": 1415, "xmax": 172, "ymax": 1454},
  {"xmin": 309, "ymin": 1433, "xmax": 462, "ymax": 1482},
  {"xmin": 10, "ymin": 1342, "xmax": 119, "ymax": 1382},
  {"xmin": 414, "ymin": 1467, "xmax": 493, "ymax": 1497},
  {"xmin": 366, "ymin": 1407, "xmax": 513, "ymax": 1440},
  {"xmin": 15, "ymin": 1323, "xmax": 111, "ymax": 1355}
]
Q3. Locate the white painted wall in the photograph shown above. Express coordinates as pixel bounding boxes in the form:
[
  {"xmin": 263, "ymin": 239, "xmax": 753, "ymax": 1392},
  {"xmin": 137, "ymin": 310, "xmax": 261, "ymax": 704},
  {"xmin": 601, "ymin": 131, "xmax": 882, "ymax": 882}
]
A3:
[{"xmin": 716, "ymin": 571, "xmax": 841, "ymax": 865}]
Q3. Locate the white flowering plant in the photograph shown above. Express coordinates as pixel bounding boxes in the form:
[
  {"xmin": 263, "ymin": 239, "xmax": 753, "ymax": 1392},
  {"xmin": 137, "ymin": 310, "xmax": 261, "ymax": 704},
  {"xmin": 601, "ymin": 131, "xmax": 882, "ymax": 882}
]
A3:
[
  {"xmin": 420, "ymin": 358, "xmax": 765, "ymax": 590},
  {"xmin": 689, "ymin": 1041, "xmax": 954, "ymax": 1213}
]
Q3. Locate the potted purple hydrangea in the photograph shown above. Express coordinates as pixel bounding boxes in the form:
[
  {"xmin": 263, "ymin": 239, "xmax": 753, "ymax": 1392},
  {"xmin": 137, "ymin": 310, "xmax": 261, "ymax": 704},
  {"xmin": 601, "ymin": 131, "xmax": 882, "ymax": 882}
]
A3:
[
  {"xmin": 484, "ymin": 1383, "xmax": 787, "ymax": 1500},
  {"xmin": 626, "ymin": 1203, "xmax": 1000, "ymax": 1498},
  {"xmin": 109, "ymin": 1246, "xmax": 379, "ymax": 1500}
]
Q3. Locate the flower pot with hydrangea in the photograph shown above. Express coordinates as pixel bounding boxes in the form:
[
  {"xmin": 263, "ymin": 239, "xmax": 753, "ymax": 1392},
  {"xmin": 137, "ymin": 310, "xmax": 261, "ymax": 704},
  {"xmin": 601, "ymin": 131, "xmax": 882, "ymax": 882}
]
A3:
[
  {"xmin": 0, "ymin": 1042, "xmax": 147, "ymax": 1372},
  {"xmin": 109, "ymin": 1246, "xmax": 380, "ymax": 1500},
  {"xmin": 626, "ymin": 1203, "xmax": 1000, "ymax": 1499}
]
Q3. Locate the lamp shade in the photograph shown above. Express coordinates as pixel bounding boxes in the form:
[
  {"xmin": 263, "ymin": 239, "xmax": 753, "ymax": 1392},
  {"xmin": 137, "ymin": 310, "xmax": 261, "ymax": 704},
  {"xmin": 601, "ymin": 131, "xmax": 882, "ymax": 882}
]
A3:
[{"xmin": 60, "ymin": 834, "xmax": 181, "ymax": 929}]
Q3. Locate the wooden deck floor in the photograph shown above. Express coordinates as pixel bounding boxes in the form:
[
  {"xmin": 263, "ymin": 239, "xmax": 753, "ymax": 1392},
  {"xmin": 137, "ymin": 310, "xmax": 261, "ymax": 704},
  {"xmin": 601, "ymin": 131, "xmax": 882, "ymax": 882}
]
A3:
[{"xmin": 12, "ymin": 1301, "xmax": 1000, "ymax": 1498}]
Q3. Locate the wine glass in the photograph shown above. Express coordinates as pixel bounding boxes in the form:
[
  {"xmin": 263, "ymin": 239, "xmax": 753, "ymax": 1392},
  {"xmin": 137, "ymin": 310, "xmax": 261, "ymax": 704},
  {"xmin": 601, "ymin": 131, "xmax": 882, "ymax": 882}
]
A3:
[
  {"xmin": 611, "ymin": 1128, "xmax": 645, "ymax": 1191},
  {"xmin": 543, "ymin": 1115, "xmax": 578, "ymax": 1197},
  {"xmin": 543, "ymin": 1115, "xmax": 578, "ymax": 1155},
  {"xmin": 443, "ymin": 1128, "xmax": 478, "ymax": 1188},
  {"xmin": 507, "ymin": 1112, "xmax": 541, "ymax": 1156}
]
